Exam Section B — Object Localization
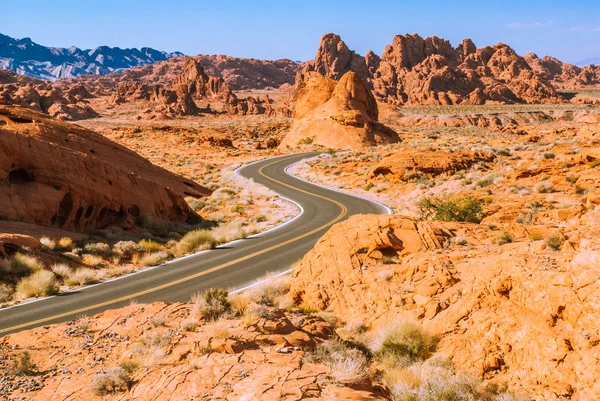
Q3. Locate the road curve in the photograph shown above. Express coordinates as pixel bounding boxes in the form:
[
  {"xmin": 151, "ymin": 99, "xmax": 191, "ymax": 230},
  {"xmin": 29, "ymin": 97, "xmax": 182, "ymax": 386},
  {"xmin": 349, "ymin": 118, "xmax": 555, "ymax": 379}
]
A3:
[{"xmin": 0, "ymin": 153, "xmax": 388, "ymax": 336}]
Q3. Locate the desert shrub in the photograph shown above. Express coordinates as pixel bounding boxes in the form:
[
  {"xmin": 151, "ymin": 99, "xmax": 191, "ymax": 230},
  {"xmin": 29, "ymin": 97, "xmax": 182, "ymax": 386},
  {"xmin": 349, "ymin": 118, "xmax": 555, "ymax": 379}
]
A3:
[
  {"xmin": 305, "ymin": 338, "xmax": 369, "ymax": 385},
  {"xmin": 0, "ymin": 283, "xmax": 14, "ymax": 302},
  {"xmin": 180, "ymin": 318, "xmax": 198, "ymax": 332},
  {"xmin": 371, "ymin": 320, "xmax": 437, "ymax": 364},
  {"xmin": 92, "ymin": 367, "xmax": 131, "ymax": 395},
  {"xmin": 139, "ymin": 251, "xmax": 170, "ymax": 267},
  {"xmin": 139, "ymin": 239, "xmax": 163, "ymax": 252},
  {"xmin": 119, "ymin": 360, "xmax": 140, "ymax": 375},
  {"xmin": 529, "ymin": 232, "xmax": 543, "ymax": 241},
  {"xmin": 231, "ymin": 205, "xmax": 245, "ymax": 214},
  {"xmin": 11, "ymin": 253, "xmax": 44, "ymax": 275},
  {"xmin": 82, "ymin": 254, "xmax": 104, "ymax": 267},
  {"xmin": 247, "ymin": 274, "xmax": 291, "ymax": 307},
  {"xmin": 15, "ymin": 271, "xmax": 59, "ymax": 300},
  {"xmin": 192, "ymin": 288, "xmax": 231, "ymax": 321},
  {"xmin": 575, "ymin": 185, "xmax": 587, "ymax": 195},
  {"xmin": 546, "ymin": 233, "xmax": 565, "ymax": 251},
  {"xmin": 175, "ymin": 230, "xmax": 216, "ymax": 256},
  {"xmin": 566, "ymin": 175, "xmax": 579, "ymax": 184},
  {"xmin": 297, "ymin": 136, "xmax": 314, "ymax": 145},
  {"xmin": 381, "ymin": 255, "xmax": 399, "ymax": 264},
  {"xmin": 363, "ymin": 182, "xmax": 375, "ymax": 191},
  {"xmin": 535, "ymin": 182, "xmax": 555, "ymax": 194},
  {"xmin": 51, "ymin": 263, "xmax": 72, "ymax": 279},
  {"xmin": 9, "ymin": 351, "xmax": 37, "ymax": 375},
  {"xmin": 384, "ymin": 357, "xmax": 515, "ymax": 401},
  {"xmin": 40, "ymin": 237, "xmax": 57, "ymax": 250},
  {"xmin": 64, "ymin": 268, "xmax": 100, "ymax": 287},
  {"xmin": 149, "ymin": 317, "xmax": 166, "ymax": 328},
  {"xmin": 84, "ymin": 242, "xmax": 111, "ymax": 256},
  {"xmin": 417, "ymin": 196, "xmax": 483, "ymax": 223},
  {"xmin": 212, "ymin": 187, "xmax": 237, "ymax": 198},
  {"xmin": 113, "ymin": 241, "xmax": 144, "ymax": 257},
  {"xmin": 57, "ymin": 237, "xmax": 75, "ymax": 251},
  {"xmin": 497, "ymin": 232, "xmax": 514, "ymax": 245},
  {"xmin": 542, "ymin": 152, "xmax": 555, "ymax": 159}
]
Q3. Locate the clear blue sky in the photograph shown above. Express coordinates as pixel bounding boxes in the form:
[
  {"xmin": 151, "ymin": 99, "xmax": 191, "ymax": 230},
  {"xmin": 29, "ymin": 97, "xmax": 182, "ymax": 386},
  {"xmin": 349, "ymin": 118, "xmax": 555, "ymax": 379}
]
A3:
[{"xmin": 4, "ymin": 0, "xmax": 600, "ymax": 63}]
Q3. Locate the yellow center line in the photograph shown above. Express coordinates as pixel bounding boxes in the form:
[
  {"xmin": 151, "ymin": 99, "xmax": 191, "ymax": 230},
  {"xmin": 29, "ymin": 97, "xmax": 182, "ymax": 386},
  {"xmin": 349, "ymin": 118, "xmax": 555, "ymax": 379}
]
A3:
[{"xmin": 0, "ymin": 155, "xmax": 347, "ymax": 335}]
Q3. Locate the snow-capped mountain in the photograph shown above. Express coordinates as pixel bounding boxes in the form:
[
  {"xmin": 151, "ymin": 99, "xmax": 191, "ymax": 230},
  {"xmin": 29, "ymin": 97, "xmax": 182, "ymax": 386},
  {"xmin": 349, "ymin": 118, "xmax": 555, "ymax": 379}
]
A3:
[{"xmin": 0, "ymin": 33, "xmax": 183, "ymax": 81}]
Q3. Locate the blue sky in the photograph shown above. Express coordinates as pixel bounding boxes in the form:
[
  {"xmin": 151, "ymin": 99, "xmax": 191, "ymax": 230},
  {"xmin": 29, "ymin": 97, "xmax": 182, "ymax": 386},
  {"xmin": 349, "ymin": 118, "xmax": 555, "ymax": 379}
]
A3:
[{"xmin": 3, "ymin": 0, "xmax": 600, "ymax": 63}]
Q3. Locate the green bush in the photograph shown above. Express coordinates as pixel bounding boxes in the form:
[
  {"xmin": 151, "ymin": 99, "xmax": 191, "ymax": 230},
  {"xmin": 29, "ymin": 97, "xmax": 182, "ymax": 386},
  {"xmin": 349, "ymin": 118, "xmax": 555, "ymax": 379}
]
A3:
[{"xmin": 417, "ymin": 196, "xmax": 483, "ymax": 223}]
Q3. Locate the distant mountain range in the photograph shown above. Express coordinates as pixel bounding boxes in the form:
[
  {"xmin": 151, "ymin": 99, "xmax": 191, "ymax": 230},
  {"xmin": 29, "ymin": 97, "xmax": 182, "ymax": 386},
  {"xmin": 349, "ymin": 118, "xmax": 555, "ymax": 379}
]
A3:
[
  {"xmin": 0, "ymin": 33, "xmax": 183, "ymax": 81},
  {"xmin": 576, "ymin": 58, "xmax": 600, "ymax": 67}
]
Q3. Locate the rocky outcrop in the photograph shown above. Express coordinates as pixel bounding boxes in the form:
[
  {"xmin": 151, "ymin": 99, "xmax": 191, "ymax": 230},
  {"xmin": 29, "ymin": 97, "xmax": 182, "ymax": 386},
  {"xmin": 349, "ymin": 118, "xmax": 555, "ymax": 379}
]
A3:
[
  {"xmin": 290, "ymin": 214, "xmax": 600, "ymax": 400},
  {"xmin": 0, "ymin": 302, "xmax": 387, "ymax": 400},
  {"xmin": 172, "ymin": 58, "xmax": 230, "ymax": 99},
  {"xmin": 525, "ymin": 53, "xmax": 600, "ymax": 89},
  {"xmin": 302, "ymin": 33, "xmax": 563, "ymax": 105},
  {"xmin": 280, "ymin": 72, "xmax": 399, "ymax": 150},
  {"xmin": 0, "ymin": 70, "xmax": 98, "ymax": 120},
  {"xmin": 0, "ymin": 105, "xmax": 210, "ymax": 231},
  {"xmin": 301, "ymin": 33, "xmax": 371, "ymax": 81},
  {"xmin": 372, "ymin": 150, "xmax": 495, "ymax": 180}
]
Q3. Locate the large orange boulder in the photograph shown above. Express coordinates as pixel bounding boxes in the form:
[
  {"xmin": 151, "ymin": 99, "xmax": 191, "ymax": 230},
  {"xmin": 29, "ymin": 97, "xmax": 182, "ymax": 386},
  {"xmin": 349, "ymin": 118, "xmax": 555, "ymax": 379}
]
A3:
[
  {"xmin": 0, "ymin": 105, "xmax": 210, "ymax": 231},
  {"xmin": 280, "ymin": 72, "xmax": 399, "ymax": 150},
  {"xmin": 290, "ymin": 214, "xmax": 600, "ymax": 400}
]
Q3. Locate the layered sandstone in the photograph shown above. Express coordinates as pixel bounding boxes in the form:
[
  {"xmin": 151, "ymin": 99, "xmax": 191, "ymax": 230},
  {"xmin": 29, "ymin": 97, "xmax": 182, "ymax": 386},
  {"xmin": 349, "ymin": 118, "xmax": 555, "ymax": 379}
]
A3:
[
  {"xmin": 0, "ymin": 105, "xmax": 210, "ymax": 231},
  {"xmin": 280, "ymin": 72, "xmax": 399, "ymax": 150}
]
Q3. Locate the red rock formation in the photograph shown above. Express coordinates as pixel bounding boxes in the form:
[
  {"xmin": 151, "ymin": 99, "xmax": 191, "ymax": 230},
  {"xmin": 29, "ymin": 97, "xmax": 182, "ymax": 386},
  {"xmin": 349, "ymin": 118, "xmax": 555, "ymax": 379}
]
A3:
[
  {"xmin": 301, "ymin": 33, "xmax": 371, "ymax": 81},
  {"xmin": 290, "ymin": 213, "xmax": 600, "ymax": 399},
  {"xmin": 302, "ymin": 33, "xmax": 563, "ymax": 105},
  {"xmin": 172, "ymin": 58, "xmax": 230, "ymax": 99},
  {"xmin": 525, "ymin": 53, "xmax": 600, "ymax": 89},
  {"xmin": 280, "ymin": 72, "xmax": 399, "ymax": 150},
  {"xmin": 0, "ymin": 70, "xmax": 98, "ymax": 120},
  {"xmin": 0, "ymin": 105, "xmax": 210, "ymax": 231}
]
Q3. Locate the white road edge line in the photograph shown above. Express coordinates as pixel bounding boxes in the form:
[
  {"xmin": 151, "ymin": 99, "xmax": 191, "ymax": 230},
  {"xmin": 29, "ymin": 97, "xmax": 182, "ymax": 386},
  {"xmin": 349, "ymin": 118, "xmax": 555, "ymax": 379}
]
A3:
[
  {"xmin": 1, "ymin": 152, "xmax": 393, "ymax": 310},
  {"xmin": 0, "ymin": 155, "xmax": 306, "ymax": 311}
]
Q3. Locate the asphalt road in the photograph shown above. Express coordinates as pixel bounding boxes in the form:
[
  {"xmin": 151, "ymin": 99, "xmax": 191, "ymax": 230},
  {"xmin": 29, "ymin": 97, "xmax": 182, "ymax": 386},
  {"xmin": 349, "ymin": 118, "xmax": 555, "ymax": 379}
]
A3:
[{"xmin": 0, "ymin": 153, "xmax": 388, "ymax": 336}]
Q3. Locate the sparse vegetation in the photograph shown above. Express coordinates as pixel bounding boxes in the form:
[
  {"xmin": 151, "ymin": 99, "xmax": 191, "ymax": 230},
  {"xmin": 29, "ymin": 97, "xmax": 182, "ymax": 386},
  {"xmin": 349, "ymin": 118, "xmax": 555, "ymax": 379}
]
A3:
[
  {"xmin": 174, "ymin": 230, "xmax": 216, "ymax": 256},
  {"xmin": 92, "ymin": 367, "xmax": 131, "ymax": 395},
  {"xmin": 304, "ymin": 338, "xmax": 369, "ymax": 385},
  {"xmin": 546, "ymin": 233, "xmax": 565, "ymax": 251},
  {"xmin": 417, "ymin": 195, "xmax": 483, "ymax": 223},
  {"xmin": 15, "ymin": 270, "xmax": 59, "ymax": 300},
  {"xmin": 9, "ymin": 351, "xmax": 37, "ymax": 376},
  {"xmin": 497, "ymin": 232, "xmax": 514, "ymax": 245},
  {"xmin": 192, "ymin": 288, "xmax": 231, "ymax": 321}
]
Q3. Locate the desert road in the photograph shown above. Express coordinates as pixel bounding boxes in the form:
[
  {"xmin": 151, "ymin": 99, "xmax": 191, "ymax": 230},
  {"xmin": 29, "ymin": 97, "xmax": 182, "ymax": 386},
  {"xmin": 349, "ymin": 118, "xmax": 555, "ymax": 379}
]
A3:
[{"xmin": 0, "ymin": 153, "xmax": 388, "ymax": 336}]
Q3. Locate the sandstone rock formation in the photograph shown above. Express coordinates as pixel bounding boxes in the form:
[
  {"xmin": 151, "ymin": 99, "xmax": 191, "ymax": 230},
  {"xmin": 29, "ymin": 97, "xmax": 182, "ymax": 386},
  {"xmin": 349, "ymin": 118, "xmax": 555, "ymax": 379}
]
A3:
[
  {"xmin": 0, "ymin": 105, "xmax": 210, "ymax": 231},
  {"xmin": 525, "ymin": 53, "xmax": 600, "ymax": 89},
  {"xmin": 300, "ymin": 33, "xmax": 563, "ymax": 105},
  {"xmin": 290, "ymin": 214, "xmax": 600, "ymax": 400},
  {"xmin": 0, "ymin": 302, "xmax": 387, "ymax": 400},
  {"xmin": 0, "ymin": 69, "xmax": 98, "ymax": 120},
  {"xmin": 280, "ymin": 72, "xmax": 399, "ymax": 150},
  {"xmin": 372, "ymin": 150, "xmax": 495, "ymax": 180}
]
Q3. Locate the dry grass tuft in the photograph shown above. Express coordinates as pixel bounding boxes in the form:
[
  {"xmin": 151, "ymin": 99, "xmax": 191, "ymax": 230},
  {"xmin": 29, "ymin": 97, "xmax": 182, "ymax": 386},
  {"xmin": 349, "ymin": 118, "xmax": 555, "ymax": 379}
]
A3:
[{"xmin": 15, "ymin": 271, "xmax": 59, "ymax": 300}]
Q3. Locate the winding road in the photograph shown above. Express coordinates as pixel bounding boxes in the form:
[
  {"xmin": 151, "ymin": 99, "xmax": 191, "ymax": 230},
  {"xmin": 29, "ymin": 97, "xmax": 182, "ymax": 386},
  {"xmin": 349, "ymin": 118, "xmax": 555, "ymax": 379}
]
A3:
[{"xmin": 0, "ymin": 153, "xmax": 388, "ymax": 336}]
